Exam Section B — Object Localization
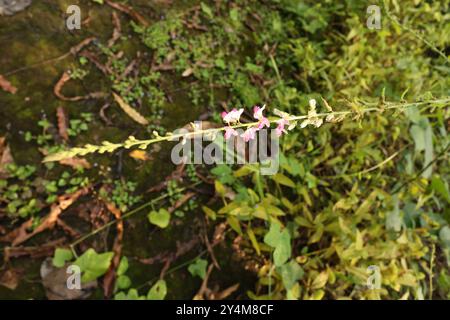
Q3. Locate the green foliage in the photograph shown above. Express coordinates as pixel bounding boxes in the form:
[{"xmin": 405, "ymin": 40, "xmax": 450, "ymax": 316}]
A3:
[
  {"xmin": 52, "ymin": 248, "xmax": 73, "ymax": 268},
  {"xmin": 147, "ymin": 280, "xmax": 167, "ymax": 300},
  {"xmin": 188, "ymin": 259, "xmax": 208, "ymax": 280},
  {"xmin": 264, "ymin": 223, "xmax": 291, "ymax": 267},
  {"xmin": 148, "ymin": 208, "xmax": 171, "ymax": 229},
  {"xmin": 2, "ymin": 0, "xmax": 449, "ymax": 301},
  {"xmin": 104, "ymin": 180, "xmax": 141, "ymax": 212},
  {"xmin": 74, "ymin": 249, "xmax": 114, "ymax": 283}
]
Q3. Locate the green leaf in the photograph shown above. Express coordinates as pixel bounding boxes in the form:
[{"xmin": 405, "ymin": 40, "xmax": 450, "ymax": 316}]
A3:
[
  {"xmin": 272, "ymin": 173, "xmax": 296, "ymax": 188},
  {"xmin": 215, "ymin": 59, "xmax": 226, "ymax": 69},
  {"xmin": 147, "ymin": 280, "xmax": 167, "ymax": 300},
  {"xmin": 52, "ymin": 248, "xmax": 73, "ymax": 268},
  {"xmin": 214, "ymin": 180, "xmax": 226, "ymax": 197},
  {"xmin": 247, "ymin": 227, "xmax": 261, "ymax": 255},
  {"xmin": 211, "ymin": 164, "xmax": 235, "ymax": 184},
  {"xmin": 188, "ymin": 258, "xmax": 208, "ymax": 279},
  {"xmin": 115, "ymin": 289, "xmax": 145, "ymax": 300},
  {"xmin": 440, "ymin": 226, "xmax": 450, "ymax": 249},
  {"xmin": 278, "ymin": 260, "xmax": 304, "ymax": 290},
  {"xmin": 410, "ymin": 124, "xmax": 425, "ymax": 152},
  {"xmin": 386, "ymin": 195, "xmax": 402, "ymax": 232},
  {"xmin": 74, "ymin": 249, "xmax": 114, "ymax": 283},
  {"xmin": 422, "ymin": 119, "xmax": 433, "ymax": 178},
  {"xmin": 116, "ymin": 275, "xmax": 132, "ymax": 290},
  {"xmin": 230, "ymin": 8, "xmax": 239, "ymax": 22},
  {"xmin": 431, "ymin": 176, "xmax": 450, "ymax": 203},
  {"xmin": 202, "ymin": 206, "xmax": 216, "ymax": 220},
  {"xmin": 117, "ymin": 256, "xmax": 129, "ymax": 276},
  {"xmin": 148, "ymin": 208, "xmax": 171, "ymax": 228},
  {"xmin": 264, "ymin": 223, "xmax": 291, "ymax": 266},
  {"xmin": 201, "ymin": 2, "xmax": 213, "ymax": 19}
]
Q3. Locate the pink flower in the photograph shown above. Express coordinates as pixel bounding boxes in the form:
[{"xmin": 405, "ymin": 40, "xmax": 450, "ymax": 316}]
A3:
[
  {"xmin": 221, "ymin": 108, "xmax": 244, "ymax": 124},
  {"xmin": 258, "ymin": 117, "xmax": 270, "ymax": 129},
  {"xmin": 275, "ymin": 119, "xmax": 289, "ymax": 136},
  {"xmin": 241, "ymin": 127, "xmax": 257, "ymax": 142},
  {"xmin": 224, "ymin": 127, "xmax": 238, "ymax": 139},
  {"xmin": 253, "ymin": 105, "xmax": 270, "ymax": 129},
  {"xmin": 253, "ymin": 105, "xmax": 265, "ymax": 120}
]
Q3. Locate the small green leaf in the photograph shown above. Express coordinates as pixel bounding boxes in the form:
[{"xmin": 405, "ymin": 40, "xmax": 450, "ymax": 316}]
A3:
[
  {"xmin": 202, "ymin": 206, "xmax": 216, "ymax": 220},
  {"xmin": 117, "ymin": 257, "xmax": 129, "ymax": 276},
  {"xmin": 148, "ymin": 208, "xmax": 171, "ymax": 228},
  {"xmin": 386, "ymin": 195, "xmax": 402, "ymax": 232},
  {"xmin": 247, "ymin": 227, "xmax": 261, "ymax": 255},
  {"xmin": 52, "ymin": 248, "xmax": 73, "ymax": 268},
  {"xmin": 278, "ymin": 260, "xmax": 304, "ymax": 290},
  {"xmin": 74, "ymin": 249, "xmax": 114, "ymax": 283},
  {"xmin": 272, "ymin": 173, "xmax": 296, "ymax": 188},
  {"xmin": 188, "ymin": 259, "xmax": 208, "ymax": 279},
  {"xmin": 116, "ymin": 275, "xmax": 132, "ymax": 290},
  {"xmin": 410, "ymin": 124, "xmax": 425, "ymax": 152},
  {"xmin": 147, "ymin": 280, "xmax": 167, "ymax": 300},
  {"xmin": 201, "ymin": 2, "xmax": 213, "ymax": 19},
  {"xmin": 115, "ymin": 289, "xmax": 145, "ymax": 300},
  {"xmin": 431, "ymin": 176, "xmax": 450, "ymax": 203},
  {"xmin": 215, "ymin": 180, "xmax": 226, "ymax": 197},
  {"xmin": 230, "ymin": 8, "xmax": 239, "ymax": 22},
  {"xmin": 264, "ymin": 223, "xmax": 291, "ymax": 266}
]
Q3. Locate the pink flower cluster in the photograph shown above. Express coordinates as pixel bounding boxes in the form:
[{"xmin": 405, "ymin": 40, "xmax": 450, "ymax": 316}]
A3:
[{"xmin": 221, "ymin": 105, "xmax": 288, "ymax": 142}]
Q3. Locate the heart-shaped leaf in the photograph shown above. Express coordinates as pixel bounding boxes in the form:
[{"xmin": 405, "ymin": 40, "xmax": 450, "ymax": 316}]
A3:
[{"xmin": 148, "ymin": 208, "xmax": 170, "ymax": 229}]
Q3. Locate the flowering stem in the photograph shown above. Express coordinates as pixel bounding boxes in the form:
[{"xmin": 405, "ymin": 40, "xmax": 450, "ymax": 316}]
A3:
[{"xmin": 43, "ymin": 97, "xmax": 450, "ymax": 162}]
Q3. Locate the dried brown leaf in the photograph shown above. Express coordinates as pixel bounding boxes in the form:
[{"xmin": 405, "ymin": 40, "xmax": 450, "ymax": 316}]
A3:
[
  {"xmin": 113, "ymin": 92, "xmax": 149, "ymax": 125},
  {"xmin": 0, "ymin": 75, "xmax": 17, "ymax": 94},
  {"xmin": 59, "ymin": 157, "xmax": 91, "ymax": 169},
  {"xmin": 56, "ymin": 107, "xmax": 69, "ymax": 141},
  {"xmin": 2, "ymin": 188, "xmax": 90, "ymax": 246},
  {"xmin": 105, "ymin": 0, "xmax": 149, "ymax": 26},
  {"xmin": 0, "ymin": 268, "xmax": 22, "ymax": 290}
]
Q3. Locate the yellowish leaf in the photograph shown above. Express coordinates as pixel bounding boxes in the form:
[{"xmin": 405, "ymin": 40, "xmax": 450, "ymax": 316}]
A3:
[
  {"xmin": 113, "ymin": 92, "xmax": 149, "ymax": 125},
  {"xmin": 129, "ymin": 150, "xmax": 150, "ymax": 161}
]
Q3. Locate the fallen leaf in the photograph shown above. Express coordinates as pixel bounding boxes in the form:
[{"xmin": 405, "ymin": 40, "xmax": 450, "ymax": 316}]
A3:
[
  {"xmin": 0, "ymin": 268, "xmax": 22, "ymax": 290},
  {"xmin": 182, "ymin": 68, "xmax": 194, "ymax": 77},
  {"xmin": 105, "ymin": 0, "xmax": 149, "ymax": 26},
  {"xmin": 59, "ymin": 157, "xmax": 91, "ymax": 169},
  {"xmin": 3, "ymin": 238, "xmax": 65, "ymax": 262},
  {"xmin": 39, "ymin": 148, "xmax": 91, "ymax": 169},
  {"xmin": 56, "ymin": 107, "xmax": 69, "ymax": 141},
  {"xmin": 2, "ymin": 187, "xmax": 90, "ymax": 246},
  {"xmin": 214, "ymin": 283, "xmax": 240, "ymax": 300},
  {"xmin": 112, "ymin": 92, "xmax": 149, "ymax": 125},
  {"xmin": 0, "ymin": 75, "xmax": 17, "ymax": 94},
  {"xmin": 129, "ymin": 150, "xmax": 150, "ymax": 161},
  {"xmin": 0, "ymin": 137, "xmax": 14, "ymax": 178}
]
